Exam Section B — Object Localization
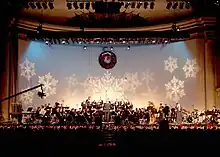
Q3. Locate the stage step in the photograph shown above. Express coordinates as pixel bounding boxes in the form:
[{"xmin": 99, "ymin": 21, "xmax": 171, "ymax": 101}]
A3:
[{"xmin": 98, "ymin": 129, "xmax": 116, "ymax": 147}]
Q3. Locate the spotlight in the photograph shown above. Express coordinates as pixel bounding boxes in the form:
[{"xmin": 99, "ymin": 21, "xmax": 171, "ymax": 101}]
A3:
[
  {"xmin": 150, "ymin": 2, "xmax": 155, "ymax": 9},
  {"xmin": 110, "ymin": 47, "xmax": 114, "ymax": 51},
  {"xmin": 45, "ymin": 40, "xmax": 49, "ymax": 45},
  {"xmin": 131, "ymin": 2, "xmax": 135, "ymax": 8},
  {"xmin": 125, "ymin": 2, "xmax": 130, "ymax": 8},
  {"xmin": 29, "ymin": 2, "xmax": 36, "ymax": 9},
  {"xmin": 179, "ymin": 2, "xmax": 184, "ymax": 9},
  {"xmin": 215, "ymin": 0, "xmax": 219, "ymax": 6},
  {"xmin": 67, "ymin": 2, "xmax": 72, "ymax": 10},
  {"xmin": 36, "ymin": 2, "xmax": 42, "ymax": 9},
  {"xmin": 62, "ymin": 40, "xmax": 66, "ymax": 44},
  {"xmin": 136, "ymin": 2, "xmax": 142, "ymax": 9},
  {"xmin": 109, "ymin": 40, "xmax": 113, "ymax": 44},
  {"xmin": 177, "ymin": 27, "xmax": 180, "ymax": 31},
  {"xmin": 42, "ymin": 2, "xmax": 48, "ymax": 9},
  {"xmin": 83, "ymin": 46, "xmax": 87, "ymax": 50},
  {"xmin": 144, "ymin": 2, "xmax": 148, "ymax": 9},
  {"xmin": 79, "ymin": 3, "xmax": 84, "ymax": 9},
  {"xmin": 172, "ymin": 2, "xmax": 178, "ymax": 9},
  {"xmin": 185, "ymin": 1, "xmax": 191, "ymax": 9},
  {"xmin": 85, "ymin": 3, "xmax": 90, "ymax": 10},
  {"xmin": 73, "ymin": 2, "xmax": 79, "ymax": 9},
  {"xmin": 36, "ymin": 24, "xmax": 42, "ymax": 34},
  {"xmin": 172, "ymin": 23, "xmax": 177, "ymax": 31},
  {"xmin": 48, "ymin": 2, "xmax": 54, "ymax": 9},
  {"xmin": 166, "ymin": 2, "xmax": 172, "ymax": 9}
]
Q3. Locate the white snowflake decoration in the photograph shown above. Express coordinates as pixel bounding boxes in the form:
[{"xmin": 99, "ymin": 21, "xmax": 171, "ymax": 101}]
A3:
[
  {"xmin": 142, "ymin": 69, "xmax": 157, "ymax": 93},
  {"xmin": 38, "ymin": 73, "xmax": 58, "ymax": 97},
  {"xmin": 19, "ymin": 87, "xmax": 34, "ymax": 106},
  {"xmin": 183, "ymin": 58, "xmax": 199, "ymax": 78},
  {"xmin": 165, "ymin": 76, "xmax": 185, "ymax": 102},
  {"xmin": 124, "ymin": 72, "xmax": 141, "ymax": 93},
  {"xmin": 66, "ymin": 74, "xmax": 78, "ymax": 87},
  {"xmin": 164, "ymin": 56, "xmax": 178, "ymax": 73},
  {"xmin": 19, "ymin": 58, "xmax": 36, "ymax": 81},
  {"xmin": 83, "ymin": 71, "xmax": 126, "ymax": 101}
]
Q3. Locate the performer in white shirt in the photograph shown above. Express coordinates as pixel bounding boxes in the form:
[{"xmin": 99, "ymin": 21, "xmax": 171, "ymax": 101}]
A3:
[{"xmin": 176, "ymin": 103, "xmax": 182, "ymax": 125}]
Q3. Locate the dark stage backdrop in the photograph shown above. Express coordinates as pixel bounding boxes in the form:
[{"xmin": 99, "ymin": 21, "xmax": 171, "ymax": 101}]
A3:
[{"xmin": 17, "ymin": 39, "xmax": 204, "ymax": 110}]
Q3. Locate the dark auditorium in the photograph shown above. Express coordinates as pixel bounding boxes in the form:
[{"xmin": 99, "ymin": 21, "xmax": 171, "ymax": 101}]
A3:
[{"xmin": 0, "ymin": 0, "xmax": 220, "ymax": 155}]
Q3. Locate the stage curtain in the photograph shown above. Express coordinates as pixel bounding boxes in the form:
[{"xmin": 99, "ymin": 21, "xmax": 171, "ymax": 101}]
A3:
[
  {"xmin": 0, "ymin": 23, "xmax": 18, "ymax": 121},
  {"xmin": 0, "ymin": 17, "xmax": 9, "ymax": 121},
  {"xmin": 7, "ymin": 27, "xmax": 18, "ymax": 119}
]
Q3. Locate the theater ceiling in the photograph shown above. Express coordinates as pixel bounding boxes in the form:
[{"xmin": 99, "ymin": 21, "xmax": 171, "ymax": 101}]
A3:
[{"xmin": 19, "ymin": 0, "xmax": 193, "ymax": 28}]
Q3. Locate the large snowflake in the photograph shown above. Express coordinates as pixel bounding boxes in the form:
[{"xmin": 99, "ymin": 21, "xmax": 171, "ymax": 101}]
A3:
[
  {"xmin": 165, "ymin": 76, "xmax": 185, "ymax": 102},
  {"xmin": 19, "ymin": 58, "xmax": 36, "ymax": 81},
  {"xmin": 38, "ymin": 73, "xmax": 58, "ymax": 97},
  {"xmin": 123, "ymin": 72, "xmax": 141, "ymax": 93},
  {"xmin": 19, "ymin": 87, "xmax": 34, "ymax": 106},
  {"xmin": 182, "ymin": 58, "xmax": 199, "ymax": 78},
  {"xmin": 83, "ymin": 71, "xmax": 126, "ymax": 101},
  {"xmin": 142, "ymin": 68, "xmax": 157, "ymax": 93},
  {"xmin": 66, "ymin": 74, "xmax": 78, "ymax": 87},
  {"xmin": 164, "ymin": 56, "xmax": 178, "ymax": 73}
]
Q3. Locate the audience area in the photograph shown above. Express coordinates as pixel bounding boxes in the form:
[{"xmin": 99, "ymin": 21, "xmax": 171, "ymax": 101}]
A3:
[{"xmin": 0, "ymin": 125, "xmax": 219, "ymax": 154}]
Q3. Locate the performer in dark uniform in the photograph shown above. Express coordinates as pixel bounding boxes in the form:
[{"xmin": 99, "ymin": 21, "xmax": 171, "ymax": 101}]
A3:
[{"xmin": 163, "ymin": 104, "xmax": 170, "ymax": 120}]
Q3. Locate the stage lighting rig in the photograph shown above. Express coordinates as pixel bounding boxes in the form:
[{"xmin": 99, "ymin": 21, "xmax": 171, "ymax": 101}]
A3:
[
  {"xmin": 124, "ymin": 2, "xmax": 130, "ymax": 8},
  {"xmin": 150, "ymin": 2, "xmax": 155, "ymax": 9},
  {"xmin": 42, "ymin": 2, "xmax": 48, "ymax": 9},
  {"xmin": 131, "ymin": 2, "xmax": 135, "ymax": 8},
  {"xmin": 36, "ymin": 23, "xmax": 42, "ymax": 34},
  {"xmin": 172, "ymin": 2, "xmax": 178, "ymax": 9},
  {"xmin": 73, "ymin": 2, "xmax": 79, "ymax": 9},
  {"xmin": 79, "ymin": 3, "xmax": 84, "ymax": 9},
  {"xmin": 67, "ymin": 2, "xmax": 72, "ymax": 10},
  {"xmin": 166, "ymin": 2, "xmax": 172, "ymax": 9},
  {"xmin": 144, "ymin": 2, "xmax": 148, "ymax": 9},
  {"xmin": 29, "ymin": 2, "xmax": 36, "ymax": 9},
  {"xmin": 179, "ymin": 1, "xmax": 184, "ymax": 9},
  {"xmin": 137, "ymin": 2, "xmax": 142, "ymax": 9},
  {"xmin": 85, "ymin": 2, "xmax": 90, "ymax": 10},
  {"xmin": 27, "ymin": 0, "xmax": 54, "ymax": 10},
  {"xmin": 36, "ymin": 2, "xmax": 42, "ymax": 9},
  {"xmin": 172, "ymin": 23, "xmax": 180, "ymax": 32},
  {"xmin": 185, "ymin": 1, "xmax": 191, "ymax": 9},
  {"xmin": 48, "ymin": 2, "xmax": 54, "ymax": 9}
]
